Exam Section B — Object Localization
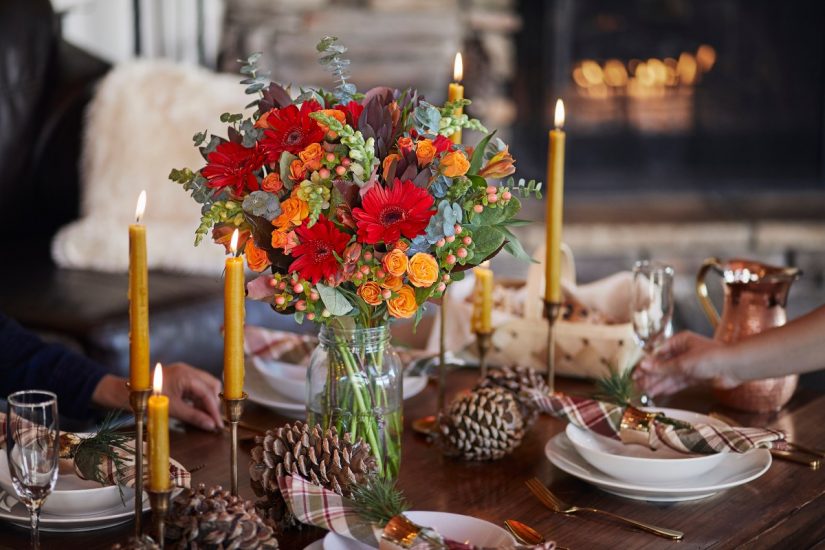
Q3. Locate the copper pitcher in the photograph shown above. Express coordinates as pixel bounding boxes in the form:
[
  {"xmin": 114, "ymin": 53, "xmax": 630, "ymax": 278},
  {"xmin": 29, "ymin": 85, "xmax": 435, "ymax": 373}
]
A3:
[{"xmin": 696, "ymin": 257, "xmax": 801, "ymax": 412}]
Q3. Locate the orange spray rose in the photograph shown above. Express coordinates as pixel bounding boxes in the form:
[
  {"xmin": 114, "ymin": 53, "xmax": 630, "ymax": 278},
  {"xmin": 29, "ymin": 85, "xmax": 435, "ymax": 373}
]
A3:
[
  {"xmin": 382, "ymin": 249, "xmax": 409, "ymax": 277},
  {"xmin": 439, "ymin": 151, "xmax": 470, "ymax": 177},
  {"xmin": 415, "ymin": 139, "xmax": 436, "ymax": 166},
  {"xmin": 245, "ymin": 239, "xmax": 271, "ymax": 272},
  {"xmin": 357, "ymin": 281, "xmax": 383, "ymax": 306},
  {"xmin": 387, "ymin": 285, "xmax": 418, "ymax": 319},
  {"xmin": 407, "ymin": 252, "xmax": 439, "ymax": 287}
]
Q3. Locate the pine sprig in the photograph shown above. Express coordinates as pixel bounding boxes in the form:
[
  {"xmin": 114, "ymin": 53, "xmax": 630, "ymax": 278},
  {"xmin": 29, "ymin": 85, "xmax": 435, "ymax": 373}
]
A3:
[
  {"xmin": 594, "ymin": 368, "xmax": 639, "ymax": 406},
  {"xmin": 317, "ymin": 36, "xmax": 357, "ymax": 104},
  {"xmin": 349, "ymin": 476, "xmax": 409, "ymax": 527},
  {"xmin": 72, "ymin": 411, "xmax": 134, "ymax": 500}
]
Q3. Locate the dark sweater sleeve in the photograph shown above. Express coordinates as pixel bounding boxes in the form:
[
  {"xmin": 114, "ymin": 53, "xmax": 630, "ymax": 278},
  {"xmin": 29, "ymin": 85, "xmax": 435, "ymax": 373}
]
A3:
[{"xmin": 0, "ymin": 313, "xmax": 109, "ymax": 421}]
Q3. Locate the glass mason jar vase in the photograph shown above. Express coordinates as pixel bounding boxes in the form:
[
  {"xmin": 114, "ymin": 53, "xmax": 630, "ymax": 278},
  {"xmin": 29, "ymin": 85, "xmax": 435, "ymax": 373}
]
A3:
[{"xmin": 306, "ymin": 324, "xmax": 402, "ymax": 479}]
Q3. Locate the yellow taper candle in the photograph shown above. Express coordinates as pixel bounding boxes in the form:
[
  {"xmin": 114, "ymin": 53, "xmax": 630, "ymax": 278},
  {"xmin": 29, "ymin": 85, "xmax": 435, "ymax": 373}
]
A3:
[
  {"xmin": 148, "ymin": 363, "xmax": 169, "ymax": 491},
  {"xmin": 223, "ymin": 229, "xmax": 245, "ymax": 399},
  {"xmin": 471, "ymin": 262, "xmax": 494, "ymax": 334},
  {"xmin": 448, "ymin": 52, "xmax": 464, "ymax": 144},
  {"xmin": 544, "ymin": 99, "xmax": 566, "ymax": 303},
  {"xmin": 129, "ymin": 190, "xmax": 150, "ymax": 390}
]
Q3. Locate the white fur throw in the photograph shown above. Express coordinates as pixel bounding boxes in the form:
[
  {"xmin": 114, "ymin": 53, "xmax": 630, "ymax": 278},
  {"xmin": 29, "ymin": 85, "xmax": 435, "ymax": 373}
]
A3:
[{"xmin": 52, "ymin": 60, "xmax": 250, "ymax": 274}]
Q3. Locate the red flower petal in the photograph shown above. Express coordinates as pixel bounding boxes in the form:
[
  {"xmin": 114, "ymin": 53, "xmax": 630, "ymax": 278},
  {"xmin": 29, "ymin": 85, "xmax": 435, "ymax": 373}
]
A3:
[{"xmin": 351, "ymin": 179, "xmax": 435, "ymax": 245}]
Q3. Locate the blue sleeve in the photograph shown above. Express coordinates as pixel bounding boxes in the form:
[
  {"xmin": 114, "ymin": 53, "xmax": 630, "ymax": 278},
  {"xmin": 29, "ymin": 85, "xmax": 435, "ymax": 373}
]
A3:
[{"xmin": 0, "ymin": 313, "xmax": 110, "ymax": 421}]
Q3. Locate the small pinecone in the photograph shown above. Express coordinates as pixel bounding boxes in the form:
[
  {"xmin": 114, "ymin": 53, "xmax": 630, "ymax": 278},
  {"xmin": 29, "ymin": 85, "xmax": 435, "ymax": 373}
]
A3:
[
  {"xmin": 477, "ymin": 366, "xmax": 548, "ymax": 426},
  {"xmin": 249, "ymin": 422, "xmax": 377, "ymax": 529},
  {"xmin": 110, "ymin": 536, "xmax": 160, "ymax": 550},
  {"xmin": 438, "ymin": 387, "xmax": 526, "ymax": 461},
  {"xmin": 165, "ymin": 484, "xmax": 279, "ymax": 549}
]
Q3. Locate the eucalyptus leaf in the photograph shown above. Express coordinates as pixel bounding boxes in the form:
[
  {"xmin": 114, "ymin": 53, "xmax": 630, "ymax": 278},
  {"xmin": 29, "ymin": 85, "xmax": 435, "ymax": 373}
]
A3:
[
  {"xmin": 316, "ymin": 283, "xmax": 354, "ymax": 316},
  {"xmin": 279, "ymin": 152, "xmax": 298, "ymax": 189}
]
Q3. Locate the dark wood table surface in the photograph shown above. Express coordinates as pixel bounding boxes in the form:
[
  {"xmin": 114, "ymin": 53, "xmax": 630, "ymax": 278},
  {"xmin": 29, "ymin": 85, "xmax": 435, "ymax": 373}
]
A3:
[{"xmin": 2, "ymin": 370, "xmax": 823, "ymax": 550}]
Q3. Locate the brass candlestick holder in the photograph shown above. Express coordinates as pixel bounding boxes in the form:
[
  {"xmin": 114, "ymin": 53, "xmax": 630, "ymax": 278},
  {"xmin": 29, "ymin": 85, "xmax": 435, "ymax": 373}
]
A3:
[
  {"xmin": 544, "ymin": 301, "xmax": 562, "ymax": 392},
  {"xmin": 475, "ymin": 331, "xmax": 493, "ymax": 380},
  {"xmin": 221, "ymin": 392, "xmax": 247, "ymax": 496},
  {"xmin": 127, "ymin": 384, "xmax": 151, "ymax": 536},
  {"xmin": 147, "ymin": 489, "xmax": 172, "ymax": 548},
  {"xmin": 412, "ymin": 292, "xmax": 450, "ymax": 436}
]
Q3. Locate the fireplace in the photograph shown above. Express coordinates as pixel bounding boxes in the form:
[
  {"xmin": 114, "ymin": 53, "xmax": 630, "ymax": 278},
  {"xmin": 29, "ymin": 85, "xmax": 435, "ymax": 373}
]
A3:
[{"xmin": 512, "ymin": 0, "xmax": 825, "ymax": 218}]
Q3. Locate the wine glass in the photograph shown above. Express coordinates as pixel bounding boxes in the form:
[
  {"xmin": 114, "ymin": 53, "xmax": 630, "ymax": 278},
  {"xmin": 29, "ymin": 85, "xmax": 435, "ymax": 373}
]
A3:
[
  {"xmin": 6, "ymin": 391, "xmax": 59, "ymax": 549},
  {"xmin": 631, "ymin": 261, "xmax": 675, "ymax": 404}
]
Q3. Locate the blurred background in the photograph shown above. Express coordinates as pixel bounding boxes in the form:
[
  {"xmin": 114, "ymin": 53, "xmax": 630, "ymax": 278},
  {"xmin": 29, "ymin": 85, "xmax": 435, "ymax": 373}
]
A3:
[{"xmin": 2, "ymin": 0, "xmax": 824, "ymax": 379}]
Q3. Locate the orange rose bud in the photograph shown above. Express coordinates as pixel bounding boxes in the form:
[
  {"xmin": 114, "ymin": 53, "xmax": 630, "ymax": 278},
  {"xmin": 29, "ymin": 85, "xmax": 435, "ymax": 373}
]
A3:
[
  {"xmin": 397, "ymin": 136, "xmax": 414, "ymax": 153},
  {"xmin": 393, "ymin": 240, "xmax": 410, "ymax": 252},
  {"xmin": 272, "ymin": 197, "xmax": 309, "ymax": 232},
  {"xmin": 245, "ymin": 239, "xmax": 271, "ymax": 272},
  {"xmin": 271, "ymin": 230, "xmax": 288, "ymax": 249},
  {"xmin": 316, "ymin": 109, "xmax": 346, "ymax": 133},
  {"xmin": 255, "ymin": 109, "xmax": 274, "ymax": 129},
  {"xmin": 407, "ymin": 252, "xmax": 439, "ymax": 287},
  {"xmin": 387, "ymin": 285, "xmax": 418, "ymax": 319},
  {"xmin": 440, "ymin": 151, "xmax": 470, "ymax": 178},
  {"xmin": 382, "ymin": 249, "xmax": 409, "ymax": 277},
  {"xmin": 415, "ymin": 139, "xmax": 436, "ymax": 167},
  {"xmin": 478, "ymin": 146, "xmax": 516, "ymax": 179},
  {"xmin": 381, "ymin": 274, "xmax": 404, "ymax": 291},
  {"xmin": 261, "ymin": 172, "xmax": 284, "ymax": 193},
  {"xmin": 382, "ymin": 153, "xmax": 400, "ymax": 180},
  {"xmin": 298, "ymin": 143, "xmax": 324, "ymax": 172},
  {"xmin": 357, "ymin": 281, "xmax": 383, "ymax": 306},
  {"xmin": 289, "ymin": 159, "xmax": 307, "ymax": 182}
]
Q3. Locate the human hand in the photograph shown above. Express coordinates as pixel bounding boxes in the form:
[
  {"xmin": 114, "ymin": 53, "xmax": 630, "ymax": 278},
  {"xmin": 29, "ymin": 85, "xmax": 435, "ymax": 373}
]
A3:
[
  {"xmin": 634, "ymin": 331, "xmax": 735, "ymax": 396},
  {"xmin": 163, "ymin": 363, "xmax": 224, "ymax": 431}
]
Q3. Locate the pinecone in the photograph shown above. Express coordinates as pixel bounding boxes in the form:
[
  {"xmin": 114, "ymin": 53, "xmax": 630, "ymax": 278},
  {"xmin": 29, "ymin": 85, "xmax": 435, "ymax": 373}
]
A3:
[
  {"xmin": 438, "ymin": 387, "xmax": 526, "ymax": 461},
  {"xmin": 110, "ymin": 536, "xmax": 160, "ymax": 550},
  {"xmin": 165, "ymin": 484, "xmax": 279, "ymax": 549},
  {"xmin": 477, "ymin": 366, "xmax": 548, "ymax": 426},
  {"xmin": 249, "ymin": 422, "xmax": 377, "ymax": 529}
]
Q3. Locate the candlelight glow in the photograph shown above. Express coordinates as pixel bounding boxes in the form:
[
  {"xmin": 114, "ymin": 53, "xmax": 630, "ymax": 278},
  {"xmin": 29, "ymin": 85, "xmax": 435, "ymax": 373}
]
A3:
[
  {"xmin": 153, "ymin": 363, "xmax": 163, "ymax": 395},
  {"xmin": 554, "ymin": 99, "xmax": 565, "ymax": 129},
  {"xmin": 135, "ymin": 190, "xmax": 147, "ymax": 223},
  {"xmin": 453, "ymin": 52, "xmax": 463, "ymax": 83},
  {"xmin": 230, "ymin": 228, "xmax": 240, "ymax": 255}
]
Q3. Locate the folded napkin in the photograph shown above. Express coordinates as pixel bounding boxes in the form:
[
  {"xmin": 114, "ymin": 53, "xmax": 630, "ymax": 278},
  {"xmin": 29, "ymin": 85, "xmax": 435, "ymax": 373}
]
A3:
[
  {"xmin": 0, "ymin": 413, "xmax": 190, "ymax": 489},
  {"xmin": 526, "ymin": 390, "xmax": 787, "ymax": 454},
  {"xmin": 244, "ymin": 325, "xmax": 425, "ymax": 367},
  {"xmin": 279, "ymin": 474, "xmax": 556, "ymax": 549}
]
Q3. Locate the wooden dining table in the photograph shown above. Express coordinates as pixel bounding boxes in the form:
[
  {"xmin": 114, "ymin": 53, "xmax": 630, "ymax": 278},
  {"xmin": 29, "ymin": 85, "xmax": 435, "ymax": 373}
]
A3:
[{"xmin": 1, "ymin": 369, "xmax": 823, "ymax": 550}]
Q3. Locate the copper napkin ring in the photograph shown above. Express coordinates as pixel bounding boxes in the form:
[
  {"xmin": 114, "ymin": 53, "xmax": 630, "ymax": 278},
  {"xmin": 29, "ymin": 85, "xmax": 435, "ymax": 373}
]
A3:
[{"xmin": 619, "ymin": 405, "xmax": 663, "ymax": 447}]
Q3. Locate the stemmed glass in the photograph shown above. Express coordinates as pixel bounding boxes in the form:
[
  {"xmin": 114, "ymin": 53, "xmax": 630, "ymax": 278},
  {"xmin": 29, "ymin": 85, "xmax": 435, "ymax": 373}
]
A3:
[
  {"xmin": 631, "ymin": 261, "xmax": 675, "ymax": 404},
  {"xmin": 5, "ymin": 391, "xmax": 59, "ymax": 549}
]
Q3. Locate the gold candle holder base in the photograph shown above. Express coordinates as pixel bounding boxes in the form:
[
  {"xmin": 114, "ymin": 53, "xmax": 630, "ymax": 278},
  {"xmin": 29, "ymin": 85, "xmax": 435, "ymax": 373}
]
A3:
[
  {"xmin": 475, "ymin": 331, "xmax": 493, "ymax": 380},
  {"xmin": 147, "ymin": 489, "xmax": 172, "ymax": 548},
  {"xmin": 127, "ymin": 384, "xmax": 151, "ymax": 537},
  {"xmin": 544, "ymin": 301, "xmax": 563, "ymax": 392},
  {"xmin": 220, "ymin": 392, "xmax": 247, "ymax": 496}
]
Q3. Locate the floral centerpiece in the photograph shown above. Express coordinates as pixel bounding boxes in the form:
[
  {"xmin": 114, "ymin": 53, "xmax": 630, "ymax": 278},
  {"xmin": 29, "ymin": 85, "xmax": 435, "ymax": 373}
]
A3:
[{"xmin": 171, "ymin": 37, "xmax": 540, "ymax": 478}]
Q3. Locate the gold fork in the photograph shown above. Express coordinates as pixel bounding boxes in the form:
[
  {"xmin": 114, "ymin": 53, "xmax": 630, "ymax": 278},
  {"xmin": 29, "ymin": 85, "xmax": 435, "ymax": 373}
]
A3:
[{"xmin": 525, "ymin": 478, "xmax": 684, "ymax": 540}]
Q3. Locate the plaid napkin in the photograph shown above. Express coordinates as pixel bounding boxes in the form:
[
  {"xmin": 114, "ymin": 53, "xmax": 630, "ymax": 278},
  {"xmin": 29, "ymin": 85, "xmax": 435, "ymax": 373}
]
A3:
[
  {"xmin": 526, "ymin": 389, "xmax": 786, "ymax": 454},
  {"xmin": 0, "ymin": 413, "xmax": 190, "ymax": 489},
  {"xmin": 244, "ymin": 325, "xmax": 425, "ymax": 367},
  {"xmin": 279, "ymin": 474, "xmax": 556, "ymax": 549}
]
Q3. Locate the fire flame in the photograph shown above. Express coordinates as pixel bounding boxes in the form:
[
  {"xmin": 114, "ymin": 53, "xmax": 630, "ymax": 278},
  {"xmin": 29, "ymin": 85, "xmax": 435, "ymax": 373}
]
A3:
[
  {"xmin": 153, "ymin": 363, "xmax": 163, "ymax": 395},
  {"xmin": 453, "ymin": 52, "xmax": 463, "ymax": 83},
  {"xmin": 135, "ymin": 190, "xmax": 147, "ymax": 224}
]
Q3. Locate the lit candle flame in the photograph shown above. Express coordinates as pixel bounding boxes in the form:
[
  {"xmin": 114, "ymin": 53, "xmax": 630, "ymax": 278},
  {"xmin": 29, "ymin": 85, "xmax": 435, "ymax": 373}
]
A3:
[
  {"xmin": 229, "ymin": 228, "xmax": 240, "ymax": 255},
  {"xmin": 135, "ymin": 190, "xmax": 147, "ymax": 224},
  {"xmin": 153, "ymin": 363, "xmax": 163, "ymax": 395},
  {"xmin": 453, "ymin": 52, "xmax": 463, "ymax": 83},
  {"xmin": 554, "ymin": 99, "xmax": 565, "ymax": 129}
]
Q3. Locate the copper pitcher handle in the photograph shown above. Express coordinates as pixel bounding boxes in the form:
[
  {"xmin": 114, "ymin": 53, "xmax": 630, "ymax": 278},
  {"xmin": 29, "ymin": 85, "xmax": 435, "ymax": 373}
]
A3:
[{"xmin": 696, "ymin": 257, "xmax": 722, "ymax": 330}]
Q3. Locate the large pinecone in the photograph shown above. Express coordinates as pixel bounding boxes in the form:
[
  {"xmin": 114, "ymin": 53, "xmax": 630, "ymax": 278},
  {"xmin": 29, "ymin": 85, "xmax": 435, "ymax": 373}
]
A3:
[
  {"xmin": 165, "ymin": 484, "xmax": 279, "ymax": 549},
  {"xmin": 249, "ymin": 422, "xmax": 377, "ymax": 529},
  {"xmin": 110, "ymin": 536, "xmax": 160, "ymax": 550},
  {"xmin": 438, "ymin": 387, "xmax": 526, "ymax": 461},
  {"xmin": 477, "ymin": 366, "xmax": 548, "ymax": 426}
]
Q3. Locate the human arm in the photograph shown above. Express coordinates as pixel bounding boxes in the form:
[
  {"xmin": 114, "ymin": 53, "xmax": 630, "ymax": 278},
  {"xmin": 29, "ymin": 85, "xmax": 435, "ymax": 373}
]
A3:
[
  {"xmin": 91, "ymin": 364, "xmax": 224, "ymax": 431},
  {"xmin": 635, "ymin": 305, "xmax": 825, "ymax": 396}
]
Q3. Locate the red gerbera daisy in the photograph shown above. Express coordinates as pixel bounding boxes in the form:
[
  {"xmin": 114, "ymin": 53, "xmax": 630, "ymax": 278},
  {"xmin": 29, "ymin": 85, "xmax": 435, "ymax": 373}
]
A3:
[
  {"xmin": 352, "ymin": 179, "xmax": 435, "ymax": 244},
  {"xmin": 288, "ymin": 215, "xmax": 351, "ymax": 284},
  {"xmin": 260, "ymin": 101, "xmax": 324, "ymax": 162},
  {"xmin": 202, "ymin": 141, "xmax": 265, "ymax": 197}
]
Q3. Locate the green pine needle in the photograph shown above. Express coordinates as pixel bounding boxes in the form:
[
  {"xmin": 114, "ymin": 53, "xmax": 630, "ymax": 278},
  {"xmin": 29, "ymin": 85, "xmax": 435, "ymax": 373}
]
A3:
[
  {"xmin": 73, "ymin": 411, "xmax": 135, "ymax": 499},
  {"xmin": 594, "ymin": 368, "xmax": 638, "ymax": 406},
  {"xmin": 350, "ymin": 476, "xmax": 410, "ymax": 527}
]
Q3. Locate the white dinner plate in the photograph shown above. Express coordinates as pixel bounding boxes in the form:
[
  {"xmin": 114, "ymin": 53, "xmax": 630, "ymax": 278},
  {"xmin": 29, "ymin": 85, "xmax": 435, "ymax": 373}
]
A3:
[
  {"xmin": 314, "ymin": 510, "xmax": 515, "ymax": 549},
  {"xmin": 565, "ymin": 408, "xmax": 729, "ymax": 484},
  {"xmin": 246, "ymin": 363, "xmax": 429, "ymax": 419},
  {"xmin": 545, "ymin": 432, "xmax": 772, "ymax": 502},
  {"xmin": 0, "ymin": 489, "xmax": 150, "ymax": 532},
  {"xmin": 0, "ymin": 449, "xmax": 135, "ymax": 517}
]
